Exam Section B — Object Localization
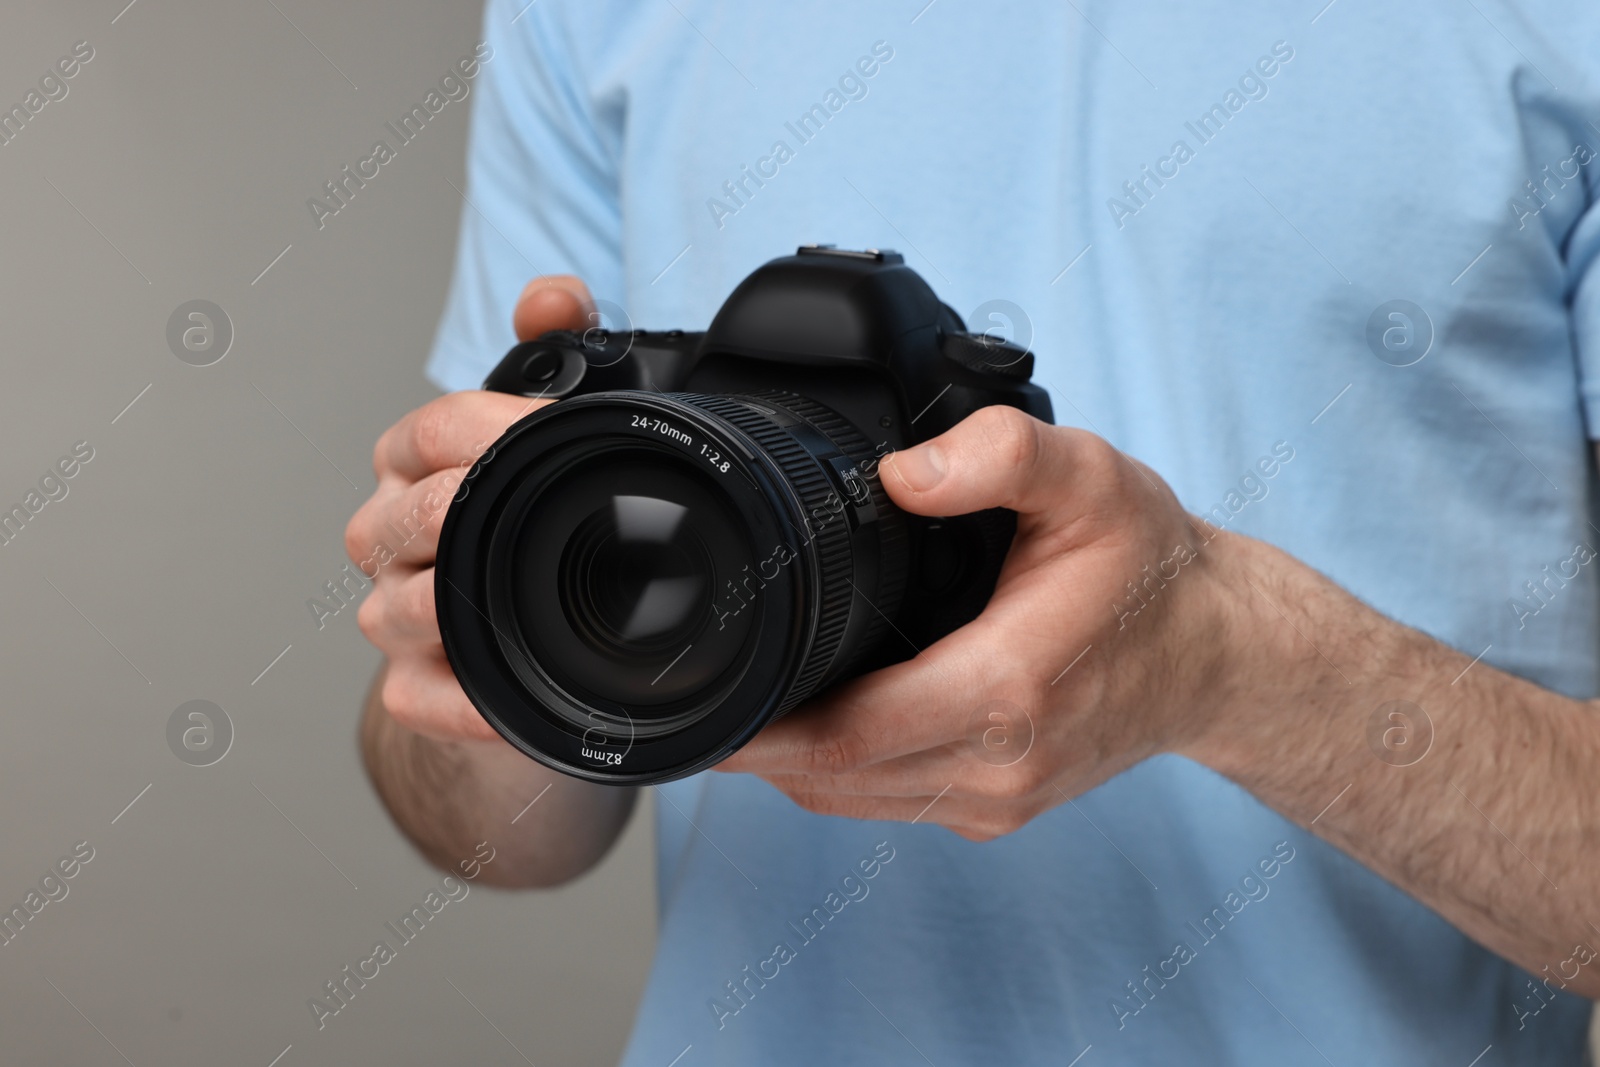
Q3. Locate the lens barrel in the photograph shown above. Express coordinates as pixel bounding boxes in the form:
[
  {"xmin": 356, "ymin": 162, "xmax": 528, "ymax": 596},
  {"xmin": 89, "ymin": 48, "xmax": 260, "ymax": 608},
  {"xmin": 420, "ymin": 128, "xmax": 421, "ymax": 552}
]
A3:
[{"xmin": 435, "ymin": 390, "xmax": 905, "ymax": 783}]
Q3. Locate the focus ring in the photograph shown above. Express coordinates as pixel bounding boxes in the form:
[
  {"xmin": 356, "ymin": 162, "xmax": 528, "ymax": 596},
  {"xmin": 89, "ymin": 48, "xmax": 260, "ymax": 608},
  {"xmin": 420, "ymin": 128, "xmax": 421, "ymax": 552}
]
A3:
[{"xmin": 671, "ymin": 392, "xmax": 857, "ymax": 709}]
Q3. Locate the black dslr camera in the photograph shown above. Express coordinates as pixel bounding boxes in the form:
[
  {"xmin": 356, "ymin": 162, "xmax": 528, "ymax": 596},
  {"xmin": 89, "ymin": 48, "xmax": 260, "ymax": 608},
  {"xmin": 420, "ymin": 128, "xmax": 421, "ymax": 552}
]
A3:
[{"xmin": 435, "ymin": 246, "xmax": 1053, "ymax": 784}]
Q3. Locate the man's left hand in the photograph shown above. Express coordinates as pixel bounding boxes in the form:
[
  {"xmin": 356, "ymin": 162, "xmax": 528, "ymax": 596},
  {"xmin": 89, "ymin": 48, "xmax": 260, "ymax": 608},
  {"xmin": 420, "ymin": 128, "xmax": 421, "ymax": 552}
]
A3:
[{"xmin": 717, "ymin": 405, "xmax": 1248, "ymax": 840}]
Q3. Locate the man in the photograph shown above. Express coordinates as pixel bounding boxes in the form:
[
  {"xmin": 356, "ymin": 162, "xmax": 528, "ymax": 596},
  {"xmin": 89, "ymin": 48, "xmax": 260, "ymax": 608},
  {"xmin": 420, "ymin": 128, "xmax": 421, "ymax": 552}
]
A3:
[{"xmin": 346, "ymin": 0, "xmax": 1600, "ymax": 1061}]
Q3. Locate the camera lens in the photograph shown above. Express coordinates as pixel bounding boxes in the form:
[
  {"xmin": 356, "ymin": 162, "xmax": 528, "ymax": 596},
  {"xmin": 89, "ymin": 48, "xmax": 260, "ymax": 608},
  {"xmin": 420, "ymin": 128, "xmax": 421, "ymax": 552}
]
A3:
[
  {"xmin": 560, "ymin": 490, "xmax": 710, "ymax": 654},
  {"xmin": 435, "ymin": 391, "xmax": 906, "ymax": 783},
  {"xmin": 505, "ymin": 450, "xmax": 757, "ymax": 717}
]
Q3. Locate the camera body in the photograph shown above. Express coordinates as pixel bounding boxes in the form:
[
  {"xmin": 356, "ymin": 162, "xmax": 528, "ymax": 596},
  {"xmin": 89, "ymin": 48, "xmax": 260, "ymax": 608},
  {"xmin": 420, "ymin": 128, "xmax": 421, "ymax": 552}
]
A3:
[
  {"xmin": 487, "ymin": 245, "xmax": 1048, "ymax": 453},
  {"xmin": 438, "ymin": 246, "xmax": 1052, "ymax": 783}
]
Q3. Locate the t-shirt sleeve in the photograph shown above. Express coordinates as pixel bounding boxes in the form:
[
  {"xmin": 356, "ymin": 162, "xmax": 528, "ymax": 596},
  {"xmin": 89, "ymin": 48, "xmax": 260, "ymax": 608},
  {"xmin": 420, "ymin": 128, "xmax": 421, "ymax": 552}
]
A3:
[
  {"xmin": 425, "ymin": 0, "xmax": 623, "ymax": 393},
  {"xmin": 1573, "ymin": 189, "xmax": 1600, "ymax": 438}
]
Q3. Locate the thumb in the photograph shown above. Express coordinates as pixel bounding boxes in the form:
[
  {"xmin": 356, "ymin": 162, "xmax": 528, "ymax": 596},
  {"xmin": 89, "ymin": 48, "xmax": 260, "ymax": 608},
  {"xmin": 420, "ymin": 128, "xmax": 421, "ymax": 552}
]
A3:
[
  {"xmin": 513, "ymin": 274, "xmax": 595, "ymax": 341},
  {"xmin": 879, "ymin": 405, "xmax": 1090, "ymax": 518}
]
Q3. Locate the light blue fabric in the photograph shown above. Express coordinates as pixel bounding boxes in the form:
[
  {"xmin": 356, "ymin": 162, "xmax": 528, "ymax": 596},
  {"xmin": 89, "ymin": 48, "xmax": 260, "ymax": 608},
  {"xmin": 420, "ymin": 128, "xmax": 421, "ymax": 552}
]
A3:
[{"xmin": 429, "ymin": 1, "xmax": 1600, "ymax": 1061}]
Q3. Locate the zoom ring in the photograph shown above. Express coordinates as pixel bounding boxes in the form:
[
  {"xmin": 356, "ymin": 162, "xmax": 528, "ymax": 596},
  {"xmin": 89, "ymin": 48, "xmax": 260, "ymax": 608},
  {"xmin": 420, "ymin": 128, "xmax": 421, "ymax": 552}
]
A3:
[
  {"xmin": 670, "ymin": 392, "xmax": 860, "ymax": 711},
  {"xmin": 748, "ymin": 391, "xmax": 909, "ymax": 678}
]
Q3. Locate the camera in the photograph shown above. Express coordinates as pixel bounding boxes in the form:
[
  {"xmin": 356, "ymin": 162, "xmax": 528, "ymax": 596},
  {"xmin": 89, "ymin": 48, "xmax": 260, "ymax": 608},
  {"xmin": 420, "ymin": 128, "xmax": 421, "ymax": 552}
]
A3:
[{"xmin": 435, "ymin": 246, "xmax": 1053, "ymax": 784}]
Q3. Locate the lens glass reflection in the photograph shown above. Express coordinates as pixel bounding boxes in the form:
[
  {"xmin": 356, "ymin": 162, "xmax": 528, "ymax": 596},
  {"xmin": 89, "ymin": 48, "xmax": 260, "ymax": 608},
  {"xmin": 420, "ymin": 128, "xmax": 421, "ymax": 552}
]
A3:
[
  {"xmin": 510, "ymin": 450, "xmax": 757, "ymax": 713},
  {"xmin": 562, "ymin": 493, "xmax": 711, "ymax": 653}
]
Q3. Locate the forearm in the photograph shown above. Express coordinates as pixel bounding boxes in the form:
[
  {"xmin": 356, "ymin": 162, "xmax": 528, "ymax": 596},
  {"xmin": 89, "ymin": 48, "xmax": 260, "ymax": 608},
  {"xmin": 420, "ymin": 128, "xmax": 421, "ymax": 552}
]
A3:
[
  {"xmin": 359, "ymin": 664, "xmax": 638, "ymax": 888},
  {"xmin": 1184, "ymin": 532, "xmax": 1600, "ymax": 997}
]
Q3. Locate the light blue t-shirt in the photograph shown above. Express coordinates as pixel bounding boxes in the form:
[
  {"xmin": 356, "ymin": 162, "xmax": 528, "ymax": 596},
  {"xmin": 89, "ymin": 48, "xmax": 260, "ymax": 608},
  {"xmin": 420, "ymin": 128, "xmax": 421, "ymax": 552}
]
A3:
[{"xmin": 429, "ymin": 1, "xmax": 1600, "ymax": 1062}]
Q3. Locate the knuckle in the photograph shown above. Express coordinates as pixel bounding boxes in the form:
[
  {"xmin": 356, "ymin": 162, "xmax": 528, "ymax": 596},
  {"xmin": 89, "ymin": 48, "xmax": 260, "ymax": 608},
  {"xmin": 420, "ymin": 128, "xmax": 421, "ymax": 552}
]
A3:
[
  {"xmin": 343, "ymin": 518, "xmax": 365, "ymax": 567},
  {"xmin": 971, "ymin": 762, "xmax": 1036, "ymax": 801},
  {"xmin": 344, "ymin": 504, "xmax": 375, "ymax": 566},
  {"xmin": 1017, "ymin": 759, "xmax": 1052, "ymax": 797},
  {"xmin": 786, "ymin": 790, "xmax": 849, "ymax": 820},
  {"xmin": 811, "ymin": 729, "xmax": 871, "ymax": 775},
  {"xmin": 380, "ymin": 667, "xmax": 420, "ymax": 725},
  {"xmin": 975, "ymin": 806, "xmax": 1029, "ymax": 838},
  {"xmin": 1001, "ymin": 762, "xmax": 1041, "ymax": 799},
  {"xmin": 973, "ymin": 405, "xmax": 1041, "ymax": 472},
  {"xmin": 356, "ymin": 591, "xmax": 385, "ymax": 644},
  {"xmin": 1074, "ymin": 430, "xmax": 1127, "ymax": 491},
  {"xmin": 997, "ymin": 811, "xmax": 1029, "ymax": 835},
  {"xmin": 409, "ymin": 399, "xmax": 458, "ymax": 472},
  {"xmin": 379, "ymin": 659, "xmax": 482, "ymax": 741},
  {"xmin": 396, "ymin": 575, "xmax": 437, "ymax": 630}
]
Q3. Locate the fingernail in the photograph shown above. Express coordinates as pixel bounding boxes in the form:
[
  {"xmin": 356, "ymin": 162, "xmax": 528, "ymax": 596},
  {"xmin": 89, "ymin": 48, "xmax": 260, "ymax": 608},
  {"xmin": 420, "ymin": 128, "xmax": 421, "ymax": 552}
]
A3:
[{"xmin": 887, "ymin": 444, "xmax": 946, "ymax": 492}]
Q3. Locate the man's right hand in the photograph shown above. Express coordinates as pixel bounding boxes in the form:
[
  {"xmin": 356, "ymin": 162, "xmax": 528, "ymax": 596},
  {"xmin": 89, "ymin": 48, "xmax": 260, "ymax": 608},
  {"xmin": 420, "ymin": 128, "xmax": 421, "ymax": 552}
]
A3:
[
  {"xmin": 346, "ymin": 274, "xmax": 640, "ymax": 889},
  {"xmin": 346, "ymin": 275, "xmax": 595, "ymax": 743}
]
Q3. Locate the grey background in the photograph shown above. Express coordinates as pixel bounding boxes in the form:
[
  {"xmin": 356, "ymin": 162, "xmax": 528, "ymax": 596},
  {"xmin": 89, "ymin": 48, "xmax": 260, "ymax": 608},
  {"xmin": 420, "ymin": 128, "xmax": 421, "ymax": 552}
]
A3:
[{"xmin": 0, "ymin": 2, "xmax": 656, "ymax": 1065}]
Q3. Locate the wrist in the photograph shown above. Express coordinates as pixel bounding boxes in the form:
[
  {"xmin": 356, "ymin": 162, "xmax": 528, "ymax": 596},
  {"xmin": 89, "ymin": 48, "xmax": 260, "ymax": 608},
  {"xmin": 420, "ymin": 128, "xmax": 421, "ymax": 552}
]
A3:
[{"xmin": 1173, "ymin": 529, "xmax": 1407, "ymax": 792}]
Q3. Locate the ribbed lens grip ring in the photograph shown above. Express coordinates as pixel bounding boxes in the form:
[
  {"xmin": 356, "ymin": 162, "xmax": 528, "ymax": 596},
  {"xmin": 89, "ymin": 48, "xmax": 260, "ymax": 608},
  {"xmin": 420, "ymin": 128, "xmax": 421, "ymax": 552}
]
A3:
[
  {"xmin": 744, "ymin": 391, "xmax": 908, "ymax": 677},
  {"xmin": 671, "ymin": 392, "xmax": 867, "ymax": 710}
]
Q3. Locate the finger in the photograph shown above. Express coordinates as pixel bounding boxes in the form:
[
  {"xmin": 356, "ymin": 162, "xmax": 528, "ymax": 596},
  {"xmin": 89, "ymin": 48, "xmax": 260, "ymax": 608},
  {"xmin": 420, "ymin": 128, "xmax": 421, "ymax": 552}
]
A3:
[
  {"xmin": 879, "ymin": 406, "xmax": 1120, "ymax": 521},
  {"xmin": 346, "ymin": 478, "xmax": 405, "ymax": 575},
  {"xmin": 777, "ymin": 782, "xmax": 1056, "ymax": 842},
  {"xmin": 513, "ymin": 274, "xmax": 594, "ymax": 341},
  {"xmin": 780, "ymin": 788, "xmax": 947, "ymax": 824},
  {"xmin": 718, "ymin": 560, "xmax": 1097, "ymax": 779},
  {"xmin": 347, "ymin": 466, "xmax": 469, "ymax": 571},
  {"xmin": 758, "ymin": 740, "xmax": 1018, "ymax": 799},
  {"xmin": 759, "ymin": 746, "xmax": 965, "ymax": 799},
  {"xmin": 374, "ymin": 390, "xmax": 541, "ymax": 482},
  {"xmin": 716, "ymin": 655, "xmax": 959, "ymax": 777},
  {"xmin": 357, "ymin": 567, "xmax": 439, "ymax": 654},
  {"xmin": 717, "ymin": 617, "xmax": 1016, "ymax": 777},
  {"xmin": 381, "ymin": 652, "xmax": 500, "ymax": 743},
  {"xmin": 755, "ymin": 673, "xmax": 1066, "ymax": 800}
]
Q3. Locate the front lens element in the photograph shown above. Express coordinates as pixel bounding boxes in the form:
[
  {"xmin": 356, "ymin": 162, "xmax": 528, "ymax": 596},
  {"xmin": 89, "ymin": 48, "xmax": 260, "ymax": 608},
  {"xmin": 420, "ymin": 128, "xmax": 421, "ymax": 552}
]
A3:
[
  {"xmin": 505, "ymin": 450, "xmax": 756, "ymax": 716},
  {"xmin": 561, "ymin": 495, "xmax": 709, "ymax": 653}
]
